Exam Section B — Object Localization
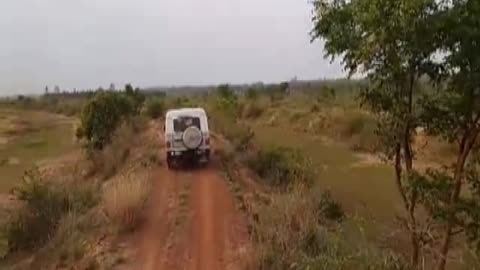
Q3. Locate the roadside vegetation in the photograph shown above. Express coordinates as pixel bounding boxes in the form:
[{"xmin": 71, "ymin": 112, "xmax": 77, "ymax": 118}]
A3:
[
  {"xmin": 2, "ymin": 76, "xmax": 479, "ymax": 269},
  {"xmin": 0, "ymin": 85, "xmax": 161, "ymax": 269},
  {"xmin": 1, "ymin": 1, "xmax": 480, "ymax": 268}
]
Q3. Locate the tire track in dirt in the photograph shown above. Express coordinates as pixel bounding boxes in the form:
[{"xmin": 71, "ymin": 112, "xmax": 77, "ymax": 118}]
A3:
[
  {"xmin": 136, "ymin": 167, "xmax": 190, "ymax": 270},
  {"xmin": 135, "ymin": 162, "xmax": 248, "ymax": 270},
  {"xmin": 189, "ymin": 169, "xmax": 226, "ymax": 270}
]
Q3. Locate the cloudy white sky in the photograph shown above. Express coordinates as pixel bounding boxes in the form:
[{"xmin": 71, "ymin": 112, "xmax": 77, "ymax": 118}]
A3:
[{"xmin": 0, "ymin": 0, "xmax": 343, "ymax": 95}]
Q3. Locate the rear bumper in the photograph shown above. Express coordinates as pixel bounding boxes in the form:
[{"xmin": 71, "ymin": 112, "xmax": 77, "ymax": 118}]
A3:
[{"xmin": 167, "ymin": 149, "xmax": 210, "ymax": 158}]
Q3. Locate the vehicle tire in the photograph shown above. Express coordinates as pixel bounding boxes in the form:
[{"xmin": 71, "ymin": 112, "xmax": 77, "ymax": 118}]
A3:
[
  {"xmin": 205, "ymin": 150, "xmax": 210, "ymax": 161},
  {"xmin": 167, "ymin": 155, "xmax": 174, "ymax": 169},
  {"xmin": 182, "ymin": 126, "xmax": 203, "ymax": 150}
]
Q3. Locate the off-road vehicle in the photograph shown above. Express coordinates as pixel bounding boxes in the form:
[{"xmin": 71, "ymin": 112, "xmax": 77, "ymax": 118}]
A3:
[{"xmin": 164, "ymin": 108, "xmax": 210, "ymax": 168}]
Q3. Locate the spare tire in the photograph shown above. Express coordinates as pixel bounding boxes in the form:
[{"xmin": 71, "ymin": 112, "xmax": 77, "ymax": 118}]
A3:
[{"xmin": 182, "ymin": 126, "xmax": 202, "ymax": 149}]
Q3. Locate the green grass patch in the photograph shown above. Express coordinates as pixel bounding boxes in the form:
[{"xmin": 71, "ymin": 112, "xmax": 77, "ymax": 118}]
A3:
[
  {"xmin": 0, "ymin": 109, "xmax": 76, "ymax": 193},
  {"xmin": 252, "ymin": 124, "xmax": 399, "ymax": 221}
]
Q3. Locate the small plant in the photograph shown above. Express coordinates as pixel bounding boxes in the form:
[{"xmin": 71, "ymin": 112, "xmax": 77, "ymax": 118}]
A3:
[
  {"xmin": 249, "ymin": 146, "xmax": 315, "ymax": 190},
  {"xmin": 311, "ymin": 103, "xmax": 320, "ymax": 113},
  {"xmin": 318, "ymin": 191, "xmax": 345, "ymax": 221}
]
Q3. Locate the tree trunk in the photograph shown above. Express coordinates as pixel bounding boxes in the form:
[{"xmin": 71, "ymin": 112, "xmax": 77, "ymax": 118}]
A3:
[
  {"xmin": 404, "ymin": 73, "xmax": 419, "ymax": 268},
  {"xmin": 436, "ymin": 129, "xmax": 479, "ymax": 270}
]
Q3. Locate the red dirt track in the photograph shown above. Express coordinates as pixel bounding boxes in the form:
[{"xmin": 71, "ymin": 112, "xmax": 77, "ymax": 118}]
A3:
[{"xmin": 135, "ymin": 161, "xmax": 248, "ymax": 270}]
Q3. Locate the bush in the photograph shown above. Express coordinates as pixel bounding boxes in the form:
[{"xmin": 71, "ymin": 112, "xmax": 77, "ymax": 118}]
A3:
[
  {"xmin": 248, "ymin": 146, "xmax": 315, "ymax": 190},
  {"xmin": 145, "ymin": 98, "xmax": 165, "ymax": 119},
  {"xmin": 78, "ymin": 91, "xmax": 134, "ymax": 151},
  {"xmin": 207, "ymin": 91, "xmax": 253, "ymax": 151},
  {"xmin": 210, "ymin": 108, "xmax": 254, "ymax": 151},
  {"xmin": 341, "ymin": 113, "xmax": 373, "ymax": 138},
  {"xmin": 3, "ymin": 169, "xmax": 98, "ymax": 253},
  {"xmin": 125, "ymin": 84, "xmax": 145, "ymax": 114},
  {"xmin": 103, "ymin": 174, "xmax": 151, "ymax": 232},
  {"xmin": 249, "ymin": 190, "xmax": 322, "ymax": 270},
  {"xmin": 245, "ymin": 87, "xmax": 259, "ymax": 101},
  {"xmin": 340, "ymin": 113, "xmax": 379, "ymax": 152},
  {"xmin": 249, "ymin": 189, "xmax": 408, "ymax": 270},
  {"xmin": 316, "ymin": 191, "xmax": 345, "ymax": 222},
  {"xmin": 217, "ymin": 84, "xmax": 236, "ymax": 100},
  {"xmin": 40, "ymin": 212, "xmax": 92, "ymax": 266},
  {"xmin": 241, "ymin": 102, "xmax": 264, "ymax": 119},
  {"xmin": 89, "ymin": 122, "xmax": 135, "ymax": 179}
]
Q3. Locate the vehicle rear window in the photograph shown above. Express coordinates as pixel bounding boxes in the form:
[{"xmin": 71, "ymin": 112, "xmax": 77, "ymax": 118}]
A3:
[{"xmin": 173, "ymin": 116, "xmax": 201, "ymax": 132}]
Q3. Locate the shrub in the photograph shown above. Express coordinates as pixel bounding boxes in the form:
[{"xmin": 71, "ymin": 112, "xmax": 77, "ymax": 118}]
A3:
[
  {"xmin": 210, "ymin": 109, "xmax": 254, "ymax": 151},
  {"xmin": 207, "ymin": 91, "xmax": 253, "ymax": 151},
  {"xmin": 168, "ymin": 96, "xmax": 199, "ymax": 109},
  {"xmin": 249, "ymin": 146, "xmax": 315, "ymax": 190},
  {"xmin": 249, "ymin": 190, "xmax": 321, "ymax": 270},
  {"xmin": 316, "ymin": 191, "xmax": 345, "ymax": 221},
  {"xmin": 103, "ymin": 174, "xmax": 151, "ymax": 232},
  {"xmin": 3, "ymin": 169, "xmax": 98, "ymax": 253},
  {"xmin": 125, "ymin": 84, "xmax": 145, "ymax": 114},
  {"xmin": 241, "ymin": 102, "xmax": 264, "ymax": 119},
  {"xmin": 318, "ymin": 86, "xmax": 336, "ymax": 103},
  {"xmin": 89, "ymin": 122, "xmax": 135, "ymax": 179},
  {"xmin": 340, "ymin": 113, "xmax": 379, "ymax": 152},
  {"xmin": 341, "ymin": 113, "xmax": 373, "ymax": 138},
  {"xmin": 245, "ymin": 87, "xmax": 259, "ymax": 101},
  {"xmin": 43, "ymin": 212, "xmax": 90, "ymax": 265},
  {"xmin": 217, "ymin": 84, "xmax": 235, "ymax": 100},
  {"xmin": 249, "ymin": 189, "xmax": 408, "ymax": 270},
  {"xmin": 145, "ymin": 98, "xmax": 165, "ymax": 119},
  {"xmin": 349, "ymin": 128, "xmax": 380, "ymax": 153},
  {"xmin": 78, "ymin": 91, "xmax": 134, "ymax": 151}
]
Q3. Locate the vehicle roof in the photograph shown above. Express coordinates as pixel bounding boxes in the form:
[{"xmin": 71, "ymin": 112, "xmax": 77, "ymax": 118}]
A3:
[{"xmin": 166, "ymin": 108, "xmax": 207, "ymax": 118}]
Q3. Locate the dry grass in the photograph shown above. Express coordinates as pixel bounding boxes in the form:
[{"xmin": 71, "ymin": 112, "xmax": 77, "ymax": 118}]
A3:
[
  {"xmin": 88, "ymin": 122, "xmax": 135, "ymax": 179},
  {"xmin": 247, "ymin": 187, "xmax": 407, "ymax": 270},
  {"xmin": 102, "ymin": 173, "xmax": 151, "ymax": 232}
]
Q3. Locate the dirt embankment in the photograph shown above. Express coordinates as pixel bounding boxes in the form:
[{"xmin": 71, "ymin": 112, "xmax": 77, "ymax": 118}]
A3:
[{"xmin": 133, "ymin": 160, "xmax": 249, "ymax": 270}]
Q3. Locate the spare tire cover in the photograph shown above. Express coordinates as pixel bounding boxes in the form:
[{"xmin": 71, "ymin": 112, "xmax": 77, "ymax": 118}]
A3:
[{"xmin": 182, "ymin": 126, "xmax": 202, "ymax": 149}]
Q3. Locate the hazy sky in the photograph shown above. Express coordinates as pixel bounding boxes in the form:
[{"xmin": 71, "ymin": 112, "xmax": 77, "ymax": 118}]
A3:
[{"xmin": 0, "ymin": 0, "xmax": 343, "ymax": 95}]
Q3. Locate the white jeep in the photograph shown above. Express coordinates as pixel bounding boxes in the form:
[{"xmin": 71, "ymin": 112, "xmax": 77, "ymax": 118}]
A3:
[{"xmin": 164, "ymin": 108, "xmax": 211, "ymax": 168}]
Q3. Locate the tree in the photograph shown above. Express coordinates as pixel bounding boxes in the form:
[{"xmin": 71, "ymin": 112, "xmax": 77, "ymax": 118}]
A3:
[
  {"xmin": 78, "ymin": 91, "xmax": 133, "ymax": 150},
  {"xmin": 279, "ymin": 82, "xmax": 289, "ymax": 94},
  {"xmin": 44, "ymin": 86, "xmax": 49, "ymax": 95},
  {"xmin": 124, "ymin": 84, "xmax": 145, "ymax": 114},
  {"xmin": 216, "ymin": 84, "xmax": 239, "ymax": 118},
  {"xmin": 312, "ymin": 0, "xmax": 440, "ymax": 267},
  {"xmin": 109, "ymin": 83, "xmax": 116, "ymax": 91},
  {"xmin": 217, "ymin": 84, "xmax": 235, "ymax": 99},
  {"xmin": 54, "ymin": 85, "xmax": 60, "ymax": 94},
  {"xmin": 416, "ymin": 1, "xmax": 480, "ymax": 269}
]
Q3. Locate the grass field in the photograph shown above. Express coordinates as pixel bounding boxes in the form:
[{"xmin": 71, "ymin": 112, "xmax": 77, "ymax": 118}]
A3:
[
  {"xmin": 253, "ymin": 124, "xmax": 399, "ymax": 217},
  {"xmin": 0, "ymin": 109, "xmax": 76, "ymax": 193}
]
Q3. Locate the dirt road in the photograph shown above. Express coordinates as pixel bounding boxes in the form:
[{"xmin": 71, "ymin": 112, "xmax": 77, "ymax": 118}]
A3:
[{"xmin": 135, "ymin": 162, "xmax": 248, "ymax": 270}]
